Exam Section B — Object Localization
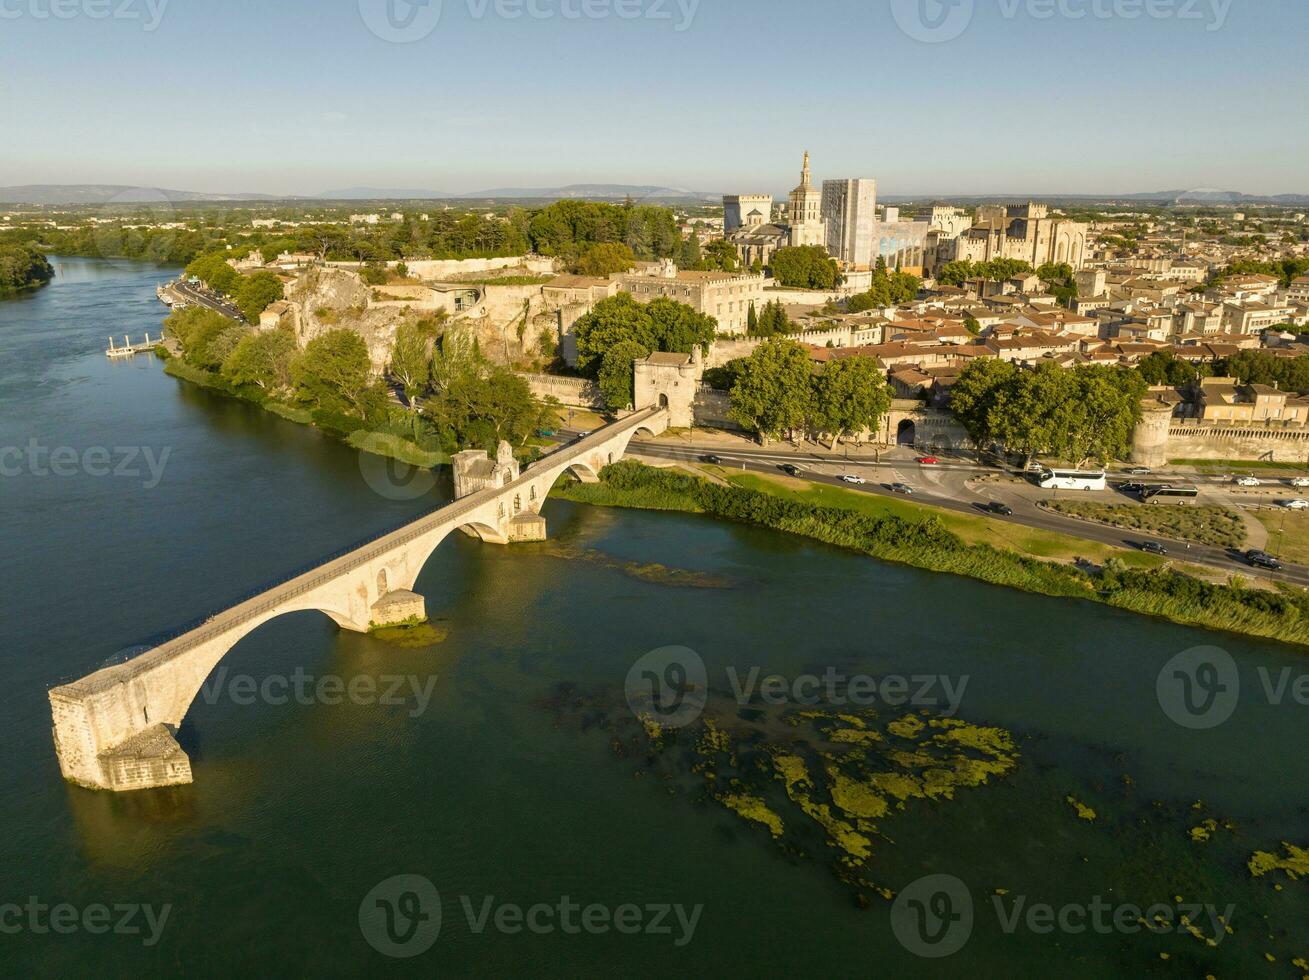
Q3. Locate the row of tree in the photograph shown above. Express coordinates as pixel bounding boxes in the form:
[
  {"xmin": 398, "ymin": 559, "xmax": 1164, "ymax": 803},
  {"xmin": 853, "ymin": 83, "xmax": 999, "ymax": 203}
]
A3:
[
  {"xmin": 936, "ymin": 258, "xmax": 1034, "ymax": 287},
  {"xmin": 949, "ymin": 360, "xmax": 1147, "ymax": 466},
  {"xmin": 721, "ymin": 338, "xmax": 892, "ymax": 445},
  {"xmin": 0, "ymin": 244, "xmax": 54, "ymax": 295},
  {"xmin": 770, "ymin": 246, "xmax": 843, "ymax": 290}
]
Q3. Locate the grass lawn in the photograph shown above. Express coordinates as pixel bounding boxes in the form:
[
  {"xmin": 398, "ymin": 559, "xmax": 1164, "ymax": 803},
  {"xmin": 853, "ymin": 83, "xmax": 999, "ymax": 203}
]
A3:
[
  {"xmin": 1258, "ymin": 511, "xmax": 1309, "ymax": 565},
  {"xmin": 1172, "ymin": 458, "xmax": 1309, "ymax": 474},
  {"xmin": 716, "ymin": 469, "xmax": 1165, "ymax": 571},
  {"xmin": 1045, "ymin": 501, "xmax": 1247, "ymax": 549}
]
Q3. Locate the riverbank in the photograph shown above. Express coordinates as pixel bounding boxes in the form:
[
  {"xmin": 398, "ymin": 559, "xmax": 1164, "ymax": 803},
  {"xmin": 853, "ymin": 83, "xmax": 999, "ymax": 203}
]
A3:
[
  {"xmin": 160, "ymin": 353, "xmax": 451, "ymax": 469},
  {"xmin": 555, "ymin": 461, "xmax": 1309, "ymax": 647}
]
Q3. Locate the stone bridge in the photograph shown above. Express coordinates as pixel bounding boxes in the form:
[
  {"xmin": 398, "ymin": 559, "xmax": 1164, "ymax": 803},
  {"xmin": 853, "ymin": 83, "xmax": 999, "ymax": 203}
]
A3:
[{"xmin": 49, "ymin": 408, "xmax": 668, "ymax": 793}]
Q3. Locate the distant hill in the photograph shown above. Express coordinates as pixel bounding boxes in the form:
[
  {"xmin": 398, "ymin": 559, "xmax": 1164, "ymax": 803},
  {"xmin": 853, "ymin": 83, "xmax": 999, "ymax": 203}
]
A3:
[
  {"xmin": 0, "ymin": 184, "xmax": 281, "ymax": 205},
  {"xmin": 315, "ymin": 187, "xmax": 453, "ymax": 200}
]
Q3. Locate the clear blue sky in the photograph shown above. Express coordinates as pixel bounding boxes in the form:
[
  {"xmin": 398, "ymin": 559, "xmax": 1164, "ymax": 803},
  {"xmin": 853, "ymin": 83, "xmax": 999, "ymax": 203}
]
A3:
[{"xmin": 3, "ymin": 0, "xmax": 1306, "ymax": 196}]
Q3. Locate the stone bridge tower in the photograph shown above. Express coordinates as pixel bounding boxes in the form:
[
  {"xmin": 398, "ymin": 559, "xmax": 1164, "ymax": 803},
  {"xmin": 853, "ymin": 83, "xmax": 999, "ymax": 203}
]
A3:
[{"xmin": 634, "ymin": 348, "xmax": 703, "ymax": 428}]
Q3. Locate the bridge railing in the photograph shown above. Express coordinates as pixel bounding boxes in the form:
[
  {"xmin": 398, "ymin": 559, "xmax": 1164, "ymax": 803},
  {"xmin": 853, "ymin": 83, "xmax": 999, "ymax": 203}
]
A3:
[{"xmin": 53, "ymin": 408, "xmax": 663, "ymax": 693}]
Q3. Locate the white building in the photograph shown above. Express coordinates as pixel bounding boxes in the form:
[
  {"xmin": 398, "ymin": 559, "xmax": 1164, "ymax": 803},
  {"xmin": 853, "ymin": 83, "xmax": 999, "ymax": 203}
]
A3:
[{"xmin": 822, "ymin": 178, "xmax": 878, "ymax": 268}]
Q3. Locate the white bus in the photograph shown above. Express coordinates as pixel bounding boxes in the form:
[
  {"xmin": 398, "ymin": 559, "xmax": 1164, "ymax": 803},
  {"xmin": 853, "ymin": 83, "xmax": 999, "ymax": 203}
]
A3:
[{"xmin": 1036, "ymin": 468, "xmax": 1107, "ymax": 492}]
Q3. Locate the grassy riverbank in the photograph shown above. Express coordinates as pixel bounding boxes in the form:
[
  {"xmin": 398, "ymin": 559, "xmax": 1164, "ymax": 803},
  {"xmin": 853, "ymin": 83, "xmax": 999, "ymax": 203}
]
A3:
[
  {"xmin": 162, "ymin": 355, "xmax": 449, "ymax": 468},
  {"xmin": 554, "ymin": 461, "xmax": 1309, "ymax": 647}
]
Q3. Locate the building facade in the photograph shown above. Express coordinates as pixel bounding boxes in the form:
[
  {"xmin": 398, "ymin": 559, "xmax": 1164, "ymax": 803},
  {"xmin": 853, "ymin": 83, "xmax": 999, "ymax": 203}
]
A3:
[
  {"xmin": 821, "ymin": 178, "xmax": 878, "ymax": 267},
  {"xmin": 724, "ymin": 194, "xmax": 773, "ymax": 233}
]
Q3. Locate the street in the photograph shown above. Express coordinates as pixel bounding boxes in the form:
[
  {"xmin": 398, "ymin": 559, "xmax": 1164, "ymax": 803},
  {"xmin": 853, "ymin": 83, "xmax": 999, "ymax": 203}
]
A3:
[{"xmin": 617, "ymin": 435, "xmax": 1309, "ymax": 589}]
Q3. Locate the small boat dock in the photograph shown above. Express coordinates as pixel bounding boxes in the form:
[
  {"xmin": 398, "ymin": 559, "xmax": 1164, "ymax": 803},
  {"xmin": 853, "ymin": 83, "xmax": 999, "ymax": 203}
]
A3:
[{"xmin": 106, "ymin": 333, "xmax": 165, "ymax": 358}]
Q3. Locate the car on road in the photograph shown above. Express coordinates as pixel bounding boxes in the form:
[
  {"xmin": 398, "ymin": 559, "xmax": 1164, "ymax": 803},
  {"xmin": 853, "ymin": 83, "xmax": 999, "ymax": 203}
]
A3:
[
  {"xmin": 1282, "ymin": 499, "xmax": 1309, "ymax": 510},
  {"xmin": 575, "ymin": 430, "xmax": 592, "ymax": 438},
  {"xmin": 780, "ymin": 463, "xmax": 804, "ymax": 476},
  {"xmin": 1235, "ymin": 476, "xmax": 1261, "ymax": 487},
  {"xmin": 537, "ymin": 429, "xmax": 557, "ymax": 438},
  {"xmin": 841, "ymin": 475, "xmax": 866, "ymax": 485},
  {"xmin": 1140, "ymin": 541, "xmax": 1169, "ymax": 556},
  {"xmin": 916, "ymin": 456, "xmax": 940, "ymax": 465},
  {"xmin": 1125, "ymin": 466, "xmax": 1152, "ymax": 475},
  {"xmin": 1116, "ymin": 481, "xmax": 1146, "ymax": 495},
  {"xmin": 1246, "ymin": 549, "xmax": 1283, "ymax": 570},
  {"xmin": 889, "ymin": 482, "xmax": 915, "ymax": 495},
  {"xmin": 1290, "ymin": 477, "xmax": 1309, "ymax": 488},
  {"xmin": 701, "ymin": 454, "xmax": 722, "ymax": 465},
  {"xmin": 985, "ymin": 502, "xmax": 1014, "ymax": 516}
]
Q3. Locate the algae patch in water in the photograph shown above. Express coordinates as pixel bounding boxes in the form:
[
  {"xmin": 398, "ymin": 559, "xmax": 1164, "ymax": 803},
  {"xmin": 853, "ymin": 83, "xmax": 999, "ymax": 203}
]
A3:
[
  {"xmin": 1249, "ymin": 842, "xmax": 1309, "ymax": 880},
  {"xmin": 370, "ymin": 622, "xmax": 450, "ymax": 648},
  {"xmin": 539, "ymin": 686, "xmax": 1018, "ymax": 904},
  {"xmin": 536, "ymin": 544, "xmax": 731, "ymax": 589}
]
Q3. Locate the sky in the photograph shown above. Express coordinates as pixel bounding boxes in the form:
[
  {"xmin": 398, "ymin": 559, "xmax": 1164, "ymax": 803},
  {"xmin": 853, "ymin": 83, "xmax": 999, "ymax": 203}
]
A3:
[{"xmin": 2, "ymin": 0, "xmax": 1307, "ymax": 198}]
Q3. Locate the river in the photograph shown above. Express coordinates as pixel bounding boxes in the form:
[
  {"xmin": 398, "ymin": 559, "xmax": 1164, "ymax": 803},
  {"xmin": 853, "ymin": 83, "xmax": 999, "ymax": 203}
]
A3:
[{"xmin": 1, "ymin": 258, "xmax": 1306, "ymax": 977}]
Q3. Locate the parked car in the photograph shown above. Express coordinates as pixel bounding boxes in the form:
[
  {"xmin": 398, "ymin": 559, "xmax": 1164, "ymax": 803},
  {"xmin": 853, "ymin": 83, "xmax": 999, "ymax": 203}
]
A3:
[
  {"xmin": 1141, "ymin": 542, "xmax": 1169, "ymax": 556},
  {"xmin": 702, "ymin": 454, "xmax": 722, "ymax": 465},
  {"xmin": 986, "ymin": 502, "xmax": 1014, "ymax": 516},
  {"xmin": 1126, "ymin": 466, "xmax": 1152, "ymax": 476},
  {"xmin": 1290, "ymin": 477, "xmax": 1309, "ymax": 488},
  {"xmin": 917, "ymin": 456, "xmax": 940, "ymax": 465},
  {"xmin": 1282, "ymin": 499, "xmax": 1309, "ymax": 510},
  {"xmin": 889, "ymin": 482, "xmax": 915, "ymax": 495},
  {"xmin": 1246, "ymin": 550, "xmax": 1283, "ymax": 570},
  {"xmin": 1235, "ymin": 476, "xmax": 1261, "ymax": 487},
  {"xmin": 537, "ymin": 429, "xmax": 557, "ymax": 438},
  {"xmin": 841, "ymin": 475, "xmax": 866, "ymax": 485}
]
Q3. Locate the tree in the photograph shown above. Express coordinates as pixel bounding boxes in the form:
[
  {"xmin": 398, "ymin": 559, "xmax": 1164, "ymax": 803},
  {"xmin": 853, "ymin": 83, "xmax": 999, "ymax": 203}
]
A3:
[
  {"xmin": 292, "ymin": 329, "xmax": 381, "ymax": 418},
  {"xmin": 679, "ymin": 234, "xmax": 703, "ymax": 271},
  {"xmin": 222, "ymin": 329, "xmax": 296, "ymax": 391},
  {"xmin": 235, "ymin": 271, "xmax": 284, "ymax": 322},
  {"xmin": 1036, "ymin": 262, "xmax": 1078, "ymax": 308},
  {"xmin": 389, "ymin": 322, "xmax": 433, "ymax": 398},
  {"xmin": 0, "ymin": 244, "xmax": 53, "ymax": 295},
  {"xmin": 810, "ymin": 356, "xmax": 892, "ymax": 449},
  {"xmin": 729, "ymin": 338, "xmax": 814, "ymax": 441},
  {"xmin": 572, "ymin": 293, "xmax": 714, "ymax": 377},
  {"xmin": 747, "ymin": 302, "xmax": 758, "ymax": 334},
  {"xmin": 948, "ymin": 359, "xmax": 1022, "ymax": 452},
  {"xmin": 701, "ymin": 239, "xmax": 740, "ymax": 273},
  {"xmin": 597, "ymin": 340, "xmax": 651, "ymax": 412},
  {"xmin": 749, "ymin": 300, "xmax": 791, "ymax": 338},
  {"xmin": 1136, "ymin": 351, "xmax": 1199, "ymax": 387},
  {"xmin": 937, "ymin": 258, "xmax": 1033, "ymax": 288},
  {"xmin": 573, "ymin": 242, "xmax": 637, "ymax": 276},
  {"xmin": 848, "ymin": 268, "xmax": 920, "ymax": 311},
  {"xmin": 770, "ymin": 246, "xmax": 842, "ymax": 290}
]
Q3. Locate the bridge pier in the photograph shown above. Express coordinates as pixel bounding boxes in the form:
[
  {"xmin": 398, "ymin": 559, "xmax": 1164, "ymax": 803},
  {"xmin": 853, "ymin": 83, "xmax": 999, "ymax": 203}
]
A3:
[{"xmin": 369, "ymin": 589, "xmax": 427, "ymax": 628}]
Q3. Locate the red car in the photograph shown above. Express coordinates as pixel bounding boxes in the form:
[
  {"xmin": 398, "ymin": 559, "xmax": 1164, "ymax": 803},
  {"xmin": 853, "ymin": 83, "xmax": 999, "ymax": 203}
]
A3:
[{"xmin": 916, "ymin": 456, "xmax": 940, "ymax": 465}]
